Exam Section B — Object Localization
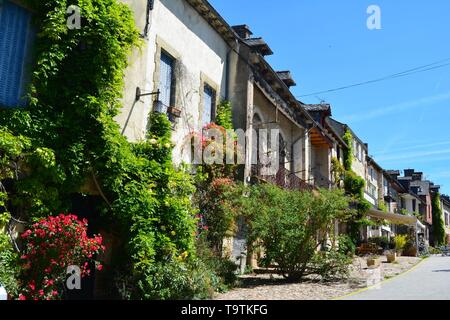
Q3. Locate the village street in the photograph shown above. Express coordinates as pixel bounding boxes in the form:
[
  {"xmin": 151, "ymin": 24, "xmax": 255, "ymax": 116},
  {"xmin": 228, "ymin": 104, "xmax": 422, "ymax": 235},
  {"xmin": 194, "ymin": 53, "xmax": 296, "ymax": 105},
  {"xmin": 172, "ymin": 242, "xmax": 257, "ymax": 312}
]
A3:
[{"xmin": 343, "ymin": 256, "xmax": 450, "ymax": 300}]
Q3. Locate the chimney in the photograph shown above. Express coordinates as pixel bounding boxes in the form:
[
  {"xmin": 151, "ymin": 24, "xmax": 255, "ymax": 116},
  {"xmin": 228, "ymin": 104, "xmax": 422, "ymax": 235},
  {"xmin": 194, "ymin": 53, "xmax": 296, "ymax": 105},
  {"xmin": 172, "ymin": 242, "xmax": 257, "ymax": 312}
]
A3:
[
  {"xmin": 232, "ymin": 25, "xmax": 253, "ymax": 39},
  {"xmin": 387, "ymin": 170, "xmax": 401, "ymax": 180},
  {"xmin": 404, "ymin": 169, "xmax": 415, "ymax": 177},
  {"xmin": 412, "ymin": 172, "xmax": 423, "ymax": 181}
]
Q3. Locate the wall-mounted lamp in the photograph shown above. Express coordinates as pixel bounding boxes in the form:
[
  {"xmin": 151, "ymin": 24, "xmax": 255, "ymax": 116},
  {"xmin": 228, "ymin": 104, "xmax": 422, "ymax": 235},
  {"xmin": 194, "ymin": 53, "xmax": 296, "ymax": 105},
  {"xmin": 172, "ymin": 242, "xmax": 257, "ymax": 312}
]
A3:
[{"xmin": 135, "ymin": 87, "xmax": 160, "ymax": 102}]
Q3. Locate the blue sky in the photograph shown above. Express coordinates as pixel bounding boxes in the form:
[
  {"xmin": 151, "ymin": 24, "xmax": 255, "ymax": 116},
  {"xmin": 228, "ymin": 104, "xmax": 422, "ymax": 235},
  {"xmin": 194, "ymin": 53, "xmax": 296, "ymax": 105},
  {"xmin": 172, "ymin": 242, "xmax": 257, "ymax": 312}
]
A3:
[{"xmin": 209, "ymin": 0, "xmax": 450, "ymax": 195}]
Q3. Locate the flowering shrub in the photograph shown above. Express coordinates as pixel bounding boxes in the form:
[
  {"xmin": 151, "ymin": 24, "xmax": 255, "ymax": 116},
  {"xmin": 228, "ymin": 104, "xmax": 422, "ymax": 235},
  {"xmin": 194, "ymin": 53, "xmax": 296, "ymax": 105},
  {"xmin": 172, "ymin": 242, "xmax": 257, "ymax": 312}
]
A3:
[
  {"xmin": 18, "ymin": 214, "xmax": 105, "ymax": 300},
  {"xmin": 196, "ymin": 178, "xmax": 243, "ymax": 255}
]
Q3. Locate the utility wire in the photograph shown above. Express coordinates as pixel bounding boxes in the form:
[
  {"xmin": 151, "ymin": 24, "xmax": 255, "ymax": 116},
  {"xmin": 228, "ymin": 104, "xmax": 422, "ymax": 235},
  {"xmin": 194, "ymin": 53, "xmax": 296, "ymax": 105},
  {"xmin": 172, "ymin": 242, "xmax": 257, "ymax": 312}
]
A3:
[{"xmin": 297, "ymin": 58, "xmax": 450, "ymax": 98}]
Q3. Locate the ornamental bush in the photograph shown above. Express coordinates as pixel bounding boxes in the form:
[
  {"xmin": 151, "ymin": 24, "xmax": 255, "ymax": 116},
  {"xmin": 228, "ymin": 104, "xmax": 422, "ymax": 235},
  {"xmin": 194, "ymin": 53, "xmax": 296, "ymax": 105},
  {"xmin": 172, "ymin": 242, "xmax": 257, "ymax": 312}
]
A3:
[
  {"xmin": 394, "ymin": 235, "xmax": 407, "ymax": 253},
  {"xmin": 243, "ymin": 184, "xmax": 351, "ymax": 281},
  {"xmin": 195, "ymin": 178, "xmax": 242, "ymax": 255},
  {"xmin": 18, "ymin": 214, "xmax": 104, "ymax": 300}
]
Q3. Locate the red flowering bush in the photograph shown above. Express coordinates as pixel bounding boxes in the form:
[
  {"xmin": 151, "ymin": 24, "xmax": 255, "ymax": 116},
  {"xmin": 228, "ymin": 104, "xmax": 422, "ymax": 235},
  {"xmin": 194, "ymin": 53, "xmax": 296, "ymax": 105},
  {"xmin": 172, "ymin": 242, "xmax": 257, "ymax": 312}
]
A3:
[{"xmin": 18, "ymin": 214, "xmax": 105, "ymax": 300}]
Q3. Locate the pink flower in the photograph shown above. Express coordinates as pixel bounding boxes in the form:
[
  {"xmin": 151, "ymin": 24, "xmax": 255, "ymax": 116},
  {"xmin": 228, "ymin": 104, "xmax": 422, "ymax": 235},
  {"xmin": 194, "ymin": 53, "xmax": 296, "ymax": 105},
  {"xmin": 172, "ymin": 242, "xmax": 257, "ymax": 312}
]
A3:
[
  {"xmin": 97, "ymin": 264, "xmax": 103, "ymax": 271},
  {"xmin": 19, "ymin": 294, "xmax": 26, "ymax": 300}
]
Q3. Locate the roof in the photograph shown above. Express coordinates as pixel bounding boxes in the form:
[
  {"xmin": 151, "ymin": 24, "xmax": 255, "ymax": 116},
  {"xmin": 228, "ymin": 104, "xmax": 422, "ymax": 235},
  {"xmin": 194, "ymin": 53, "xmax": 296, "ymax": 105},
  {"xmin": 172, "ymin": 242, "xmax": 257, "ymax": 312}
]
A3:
[
  {"xmin": 442, "ymin": 195, "xmax": 450, "ymax": 207},
  {"xmin": 303, "ymin": 104, "xmax": 331, "ymax": 113},
  {"xmin": 276, "ymin": 71, "xmax": 296, "ymax": 87},
  {"xmin": 185, "ymin": 0, "xmax": 238, "ymax": 44},
  {"xmin": 367, "ymin": 156, "xmax": 383, "ymax": 172},
  {"xmin": 243, "ymin": 37, "xmax": 273, "ymax": 56},
  {"xmin": 327, "ymin": 118, "xmax": 368, "ymax": 151}
]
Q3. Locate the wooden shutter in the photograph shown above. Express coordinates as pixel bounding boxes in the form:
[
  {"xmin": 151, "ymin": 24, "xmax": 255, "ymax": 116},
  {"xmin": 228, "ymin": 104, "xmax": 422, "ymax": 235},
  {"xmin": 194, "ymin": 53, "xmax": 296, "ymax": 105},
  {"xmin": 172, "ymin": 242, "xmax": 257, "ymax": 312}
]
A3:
[
  {"xmin": 0, "ymin": 0, "xmax": 32, "ymax": 107},
  {"xmin": 202, "ymin": 84, "xmax": 215, "ymax": 126},
  {"xmin": 158, "ymin": 52, "xmax": 174, "ymax": 113}
]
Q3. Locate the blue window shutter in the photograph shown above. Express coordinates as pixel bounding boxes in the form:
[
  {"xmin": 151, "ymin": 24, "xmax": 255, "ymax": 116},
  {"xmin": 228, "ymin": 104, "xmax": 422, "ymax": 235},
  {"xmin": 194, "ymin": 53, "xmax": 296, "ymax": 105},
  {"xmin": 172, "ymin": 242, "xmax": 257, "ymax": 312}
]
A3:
[
  {"xmin": 158, "ymin": 52, "xmax": 174, "ymax": 113},
  {"xmin": 202, "ymin": 85, "xmax": 214, "ymax": 126},
  {"xmin": 0, "ymin": 0, "xmax": 32, "ymax": 108}
]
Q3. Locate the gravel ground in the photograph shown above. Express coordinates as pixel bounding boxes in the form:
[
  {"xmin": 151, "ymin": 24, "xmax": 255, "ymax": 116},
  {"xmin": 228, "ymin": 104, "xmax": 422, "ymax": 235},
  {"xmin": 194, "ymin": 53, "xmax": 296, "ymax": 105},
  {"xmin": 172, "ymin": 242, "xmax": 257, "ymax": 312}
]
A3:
[{"xmin": 214, "ymin": 256, "xmax": 422, "ymax": 300}]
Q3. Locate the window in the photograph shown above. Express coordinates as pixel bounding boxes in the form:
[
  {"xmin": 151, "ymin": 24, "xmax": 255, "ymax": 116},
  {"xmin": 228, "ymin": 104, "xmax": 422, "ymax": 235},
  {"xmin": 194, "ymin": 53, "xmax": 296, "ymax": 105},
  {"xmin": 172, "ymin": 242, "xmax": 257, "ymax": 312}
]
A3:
[
  {"xmin": 412, "ymin": 199, "xmax": 417, "ymax": 212},
  {"xmin": 0, "ymin": 0, "xmax": 34, "ymax": 107},
  {"xmin": 202, "ymin": 84, "xmax": 216, "ymax": 126},
  {"xmin": 158, "ymin": 51, "xmax": 175, "ymax": 113}
]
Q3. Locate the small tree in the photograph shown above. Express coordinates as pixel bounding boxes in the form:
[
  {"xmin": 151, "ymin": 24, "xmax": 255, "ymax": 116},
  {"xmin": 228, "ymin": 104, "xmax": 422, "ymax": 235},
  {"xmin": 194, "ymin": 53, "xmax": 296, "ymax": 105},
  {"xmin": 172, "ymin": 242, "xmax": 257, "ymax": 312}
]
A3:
[
  {"xmin": 243, "ymin": 184, "xmax": 351, "ymax": 281},
  {"xmin": 432, "ymin": 193, "xmax": 446, "ymax": 247}
]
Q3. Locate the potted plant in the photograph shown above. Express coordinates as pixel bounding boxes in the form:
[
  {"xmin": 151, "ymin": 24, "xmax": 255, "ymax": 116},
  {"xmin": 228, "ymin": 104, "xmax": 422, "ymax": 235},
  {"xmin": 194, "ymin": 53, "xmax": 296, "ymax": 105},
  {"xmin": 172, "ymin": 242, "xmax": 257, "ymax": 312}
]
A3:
[
  {"xmin": 367, "ymin": 255, "xmax": 382, "ymax": 268},
  {"xmin": 394, "ymin": 235, "xmax": 407, "ymax": 256},
  {"xmin": 386, "ymin": 251, "xmax": 397, "ymax": 263}
]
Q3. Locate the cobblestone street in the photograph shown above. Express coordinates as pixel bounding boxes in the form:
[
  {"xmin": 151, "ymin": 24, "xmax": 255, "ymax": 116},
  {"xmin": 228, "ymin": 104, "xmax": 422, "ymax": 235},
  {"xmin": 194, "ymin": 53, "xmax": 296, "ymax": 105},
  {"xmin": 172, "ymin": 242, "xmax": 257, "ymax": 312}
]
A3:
[{"xmin": 214, "ymin": 256, "xmax": 421, "ymax": 300}]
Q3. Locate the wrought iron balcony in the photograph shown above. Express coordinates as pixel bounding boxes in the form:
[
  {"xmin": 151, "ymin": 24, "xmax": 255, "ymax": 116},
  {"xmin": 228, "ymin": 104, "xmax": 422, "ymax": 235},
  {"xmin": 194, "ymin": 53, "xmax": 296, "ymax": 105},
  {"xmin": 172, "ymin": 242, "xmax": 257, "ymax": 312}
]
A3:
[{"xmin": 251, "ymin": 164, "xmax": 313, "ymax": 191}]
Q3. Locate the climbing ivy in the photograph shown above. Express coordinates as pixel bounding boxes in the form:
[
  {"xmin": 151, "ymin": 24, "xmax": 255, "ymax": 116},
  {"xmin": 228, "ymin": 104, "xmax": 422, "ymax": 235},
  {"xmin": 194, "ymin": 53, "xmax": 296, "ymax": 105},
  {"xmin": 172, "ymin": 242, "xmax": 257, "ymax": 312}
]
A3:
[
  {"xmin": 432, "ymin": 192, "xmax": 446, "ymax": 247},
  {"xmin": 0, "ymin": 0, "xmax": 202, "ymax": 299},
  {"xmin": 332, "ymin": 130, "xmax": 371, "ymax": 244},
  {"xmin": 215, "ymin": 100, "xmax": 234, "ymax": 130},
  {"xmin": 342, "ymin": 129, "xmax": 353, "ymax": 171}
]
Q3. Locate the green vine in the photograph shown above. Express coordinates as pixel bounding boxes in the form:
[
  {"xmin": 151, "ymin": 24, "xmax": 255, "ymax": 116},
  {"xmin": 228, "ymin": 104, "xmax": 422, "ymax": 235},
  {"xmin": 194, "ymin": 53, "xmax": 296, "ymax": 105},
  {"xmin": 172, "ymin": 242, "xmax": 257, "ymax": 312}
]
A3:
[
  {"xmin": 342, "ymin": 129, "xmax": 353, "ymax": 171},
  {"xmin": 432, "ymin": 192, "xmax": 446, "ymax": 246},
  {"xmin": 0, "ymin": 0, "xmax": 202, "ymax": 299},
  {"xmin": 333, "ymin": 130, "xmax": 371, "ymax": 244},
  {"xmin": 215, "ymin": 100, "xmax": 234, "ymax": 130}
]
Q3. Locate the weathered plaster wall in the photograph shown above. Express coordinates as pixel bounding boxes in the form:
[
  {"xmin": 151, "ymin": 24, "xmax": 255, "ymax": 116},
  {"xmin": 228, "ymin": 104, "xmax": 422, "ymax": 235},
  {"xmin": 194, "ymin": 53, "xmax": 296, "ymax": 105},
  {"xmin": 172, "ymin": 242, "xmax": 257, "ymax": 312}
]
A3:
[
  {"xmin": 116, "ymin": 0, "xmax": 153, "ymax": 142},
  {"xmin": 117, "ymin": 0, "xmax": 230, "ymax": 164}
]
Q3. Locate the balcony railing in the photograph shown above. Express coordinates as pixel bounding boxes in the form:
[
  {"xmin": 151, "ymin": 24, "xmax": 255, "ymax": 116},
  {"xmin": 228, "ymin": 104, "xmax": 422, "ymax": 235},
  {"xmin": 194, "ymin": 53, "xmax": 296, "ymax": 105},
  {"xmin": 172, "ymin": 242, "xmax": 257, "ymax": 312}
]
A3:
[{"xmin": 251, "ymin": 164, "xmax": 313, "ymax": 191}]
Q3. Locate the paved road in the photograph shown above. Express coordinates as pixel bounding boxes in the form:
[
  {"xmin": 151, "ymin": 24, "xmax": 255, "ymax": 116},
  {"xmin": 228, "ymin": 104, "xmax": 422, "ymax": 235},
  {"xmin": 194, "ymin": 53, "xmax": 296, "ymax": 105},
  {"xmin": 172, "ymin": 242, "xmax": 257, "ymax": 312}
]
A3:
[{"xmin": 344, "ymin": 256, "xmax": 450, "ymax": 300}]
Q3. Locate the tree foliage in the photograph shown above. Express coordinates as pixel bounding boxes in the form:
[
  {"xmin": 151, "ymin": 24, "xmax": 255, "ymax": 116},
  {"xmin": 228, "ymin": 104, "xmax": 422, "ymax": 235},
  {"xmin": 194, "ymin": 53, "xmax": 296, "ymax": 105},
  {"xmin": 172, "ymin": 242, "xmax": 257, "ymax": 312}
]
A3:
[
  {"xmin": 242, "ymin": 184, "xmax": 351, "ymax": 281},
  {"xmin": 432, "ymin": 193, "xmax": 446, "ymax": 247}
]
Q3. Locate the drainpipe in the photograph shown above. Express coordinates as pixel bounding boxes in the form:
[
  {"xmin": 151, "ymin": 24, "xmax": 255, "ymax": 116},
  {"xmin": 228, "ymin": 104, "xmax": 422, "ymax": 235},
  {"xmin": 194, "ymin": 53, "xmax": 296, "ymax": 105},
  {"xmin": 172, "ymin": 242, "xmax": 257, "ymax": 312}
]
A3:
[
  {"xmin": 225, "ymin": 39, "xmax": 239, "ymax": 101},
  {"xmin": 142, "ymin": 0, "xmax": 155, "ymax": 38}
]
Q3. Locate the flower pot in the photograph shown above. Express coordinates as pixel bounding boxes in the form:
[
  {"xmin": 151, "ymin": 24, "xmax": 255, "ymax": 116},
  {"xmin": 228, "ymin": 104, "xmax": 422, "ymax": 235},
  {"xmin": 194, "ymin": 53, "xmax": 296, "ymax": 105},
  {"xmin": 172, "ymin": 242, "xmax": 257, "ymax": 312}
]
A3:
[
  {"xmin": 387, "ymin": 252, "xmax": 397, "ymax": 263},
  {"xmin": 367, "ymin": 257, "xmax": 381, "ymax": 268}
]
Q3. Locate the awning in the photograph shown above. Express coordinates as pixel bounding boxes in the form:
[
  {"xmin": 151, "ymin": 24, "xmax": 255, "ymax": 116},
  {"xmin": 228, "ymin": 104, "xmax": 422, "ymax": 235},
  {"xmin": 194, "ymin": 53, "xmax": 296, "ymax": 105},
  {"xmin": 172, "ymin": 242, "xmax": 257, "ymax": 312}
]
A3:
[{"xmin": 367, "ymin": 208, "xmax": 419, "ymax": 227}]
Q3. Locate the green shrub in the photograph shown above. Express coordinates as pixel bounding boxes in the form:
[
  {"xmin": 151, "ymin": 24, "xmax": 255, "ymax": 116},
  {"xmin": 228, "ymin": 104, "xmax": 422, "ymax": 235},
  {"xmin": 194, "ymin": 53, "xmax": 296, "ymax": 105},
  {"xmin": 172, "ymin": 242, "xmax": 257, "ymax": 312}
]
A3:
[
  {"xmin": 429, "ymin": 246, "xmax": 442, "ymax": 255},
  {"xmin": 369, "ymin": 236, "xmax": 390, "ymax": 250},
  {"xmin": 195, "ymin": 238, "xmax": 238, "ymax": 292},
  {"xmin": 135, "ymin": 258, "xmax": 216, "ymax": 300},
  {"xmin": 0, "ymin": 234, "xmax": 19, "ymax": 297},
  {"xmin": 310, "ymin": 249, "xmax": 352, "ymax": 281},
  {"xmin": 196, "ymin": 179, "xmax": 242, "ymax": 255},
  {"xmin": 244, "ymin": 184, "xmax": 351, "ymax": 281},
  {"xmin": 338, "ymin": 234, "xmax": 356, "ymax": 256}
]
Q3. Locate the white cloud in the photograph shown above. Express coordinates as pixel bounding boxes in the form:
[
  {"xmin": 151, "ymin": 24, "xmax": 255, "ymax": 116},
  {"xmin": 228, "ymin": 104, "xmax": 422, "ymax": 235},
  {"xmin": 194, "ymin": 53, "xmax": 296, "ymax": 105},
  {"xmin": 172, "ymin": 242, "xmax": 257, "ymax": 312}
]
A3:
[{"xmin": 340, "ymin": 91, "xmax": 450, "ymax": 123}]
